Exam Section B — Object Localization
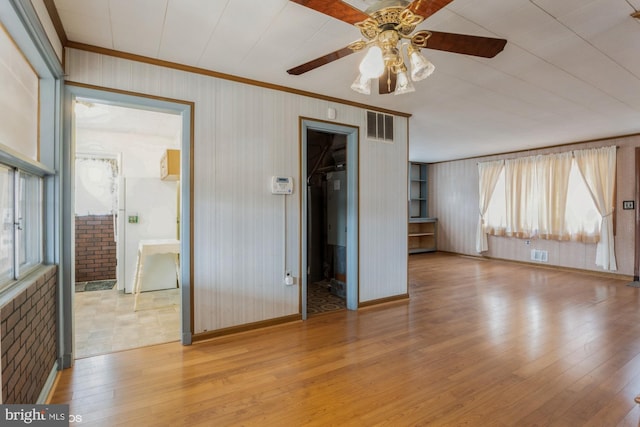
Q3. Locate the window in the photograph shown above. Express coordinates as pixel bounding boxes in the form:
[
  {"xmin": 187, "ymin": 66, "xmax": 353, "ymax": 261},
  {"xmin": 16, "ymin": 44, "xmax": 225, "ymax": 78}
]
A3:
[
  {"xmin": 483, "ymin": 154, "xmax": 602, "ymax": 242},
  {"xmin": 0, "ymin": 165, "xmax": 13, "ymax": 283},
  {"xmin": 0, "ymin": 163, "xmax": 43, "ymax": 289}
]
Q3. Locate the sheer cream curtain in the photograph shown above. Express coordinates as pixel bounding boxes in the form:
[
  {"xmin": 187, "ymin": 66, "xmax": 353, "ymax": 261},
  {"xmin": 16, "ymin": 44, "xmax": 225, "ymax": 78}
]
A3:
[
  {"xmin": 537, "ymin": 152, "xmax": 572, "ymax": 240},
  {"xmin": 573, "ymin": 146, "xmax": 617, "ymax": 270},
  {"xmin": 505, "ymin": 157, "xmax": 537, "ymax": 238},
  {"xmin": 476, "ymin": 160, "xmax": 504, "ymax": 253}
]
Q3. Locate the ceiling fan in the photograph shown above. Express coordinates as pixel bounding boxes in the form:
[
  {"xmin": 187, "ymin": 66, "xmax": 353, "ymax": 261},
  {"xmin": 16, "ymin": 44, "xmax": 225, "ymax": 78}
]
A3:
[{"xmin": 287, "ymin": 0, "xmax": 507, "ymax": 95}]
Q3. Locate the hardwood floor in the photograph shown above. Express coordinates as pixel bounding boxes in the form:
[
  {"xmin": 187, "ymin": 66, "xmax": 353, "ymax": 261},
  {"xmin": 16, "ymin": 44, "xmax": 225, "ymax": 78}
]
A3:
[{"xmin": 50, "ymin": 253, "xmax": 640, "ymax": 426}]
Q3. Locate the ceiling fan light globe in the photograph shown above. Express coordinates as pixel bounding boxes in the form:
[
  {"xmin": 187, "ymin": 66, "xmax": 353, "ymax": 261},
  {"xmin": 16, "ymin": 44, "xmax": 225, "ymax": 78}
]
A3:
[
  {"xmin": 359, "ymin": 46, "xmax": 385, "ymax": 79},
  {"xmin": 409, "ymin": 50, "xmax": 435, "ymax": 81},
  {"xmin": 351, "ymin": 73, "xmax": 372, "ymax": 95},
  {"xmin": 394, "ymin": 70, "xmax": 415, "ymax": 95}
]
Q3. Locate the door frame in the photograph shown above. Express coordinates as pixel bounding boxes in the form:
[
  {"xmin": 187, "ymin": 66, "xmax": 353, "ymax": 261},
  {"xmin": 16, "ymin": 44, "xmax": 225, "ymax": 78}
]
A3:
[
  {"xmin": 300, "ymin": 118, "xmax": 359, "ymax": 320},
  {"xmin": 635, "ymin": 147, "xmax": 640, "ymax": 281},
  {"xmin": 61, "ymin": 83, "xmax": 194, "ymax": 367}
]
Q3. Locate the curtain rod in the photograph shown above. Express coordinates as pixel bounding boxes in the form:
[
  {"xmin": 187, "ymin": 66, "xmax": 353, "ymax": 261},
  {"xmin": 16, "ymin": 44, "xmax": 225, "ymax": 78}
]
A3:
[{"xmin": 477, "ymin": 145, "xmax": 619, "ymax": 165}]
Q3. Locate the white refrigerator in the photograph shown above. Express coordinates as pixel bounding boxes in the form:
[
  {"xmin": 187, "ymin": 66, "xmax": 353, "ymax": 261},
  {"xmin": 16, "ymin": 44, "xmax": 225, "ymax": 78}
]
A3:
[{"xmin": 117, "ymin": 177, "xmax": 178, "ymax": 293}]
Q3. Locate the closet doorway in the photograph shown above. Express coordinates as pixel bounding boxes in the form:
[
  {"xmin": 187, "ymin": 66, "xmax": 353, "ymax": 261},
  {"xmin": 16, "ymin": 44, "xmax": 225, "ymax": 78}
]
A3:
[{"xmin": 301, "ymin": 119, "xmax": 358, "ymax": 319}]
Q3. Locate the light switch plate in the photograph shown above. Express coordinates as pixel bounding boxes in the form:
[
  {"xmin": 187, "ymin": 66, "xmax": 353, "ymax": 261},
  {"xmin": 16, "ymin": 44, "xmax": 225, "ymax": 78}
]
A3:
[{"xmin": 623, "ymin": 200, "xmax": 635, "ymax": 210}]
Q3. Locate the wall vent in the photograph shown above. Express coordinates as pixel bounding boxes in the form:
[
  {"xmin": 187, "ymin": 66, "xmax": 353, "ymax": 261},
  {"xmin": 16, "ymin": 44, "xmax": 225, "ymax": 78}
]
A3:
[
  {"xmin": 531, "ymin": 249, "xmax": 548, "ymax": 262},
  {"xmin": 366, "ymin": 111, "xmax": 394, "ymax": 142}
]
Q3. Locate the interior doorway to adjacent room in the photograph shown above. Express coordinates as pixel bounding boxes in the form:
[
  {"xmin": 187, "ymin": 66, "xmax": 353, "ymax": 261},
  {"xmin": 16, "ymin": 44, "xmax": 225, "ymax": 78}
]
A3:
[{"xmin": 72, "ymin": 100, "xmax": 183, "ymax": 358}]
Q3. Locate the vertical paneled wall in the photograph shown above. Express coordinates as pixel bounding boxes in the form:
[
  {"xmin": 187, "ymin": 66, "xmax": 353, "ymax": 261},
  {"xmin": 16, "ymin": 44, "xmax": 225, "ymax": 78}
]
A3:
[
  {"xmin": 359, "ymin": 131, "xmax": 408, "ymax": 302},
  {"xmin": 429, "ymin": 135, "xmax": 638, "ymax": 276},
  {"xmin": 65, "ymin": 48, "xmax": 409, "ymax": 333}
]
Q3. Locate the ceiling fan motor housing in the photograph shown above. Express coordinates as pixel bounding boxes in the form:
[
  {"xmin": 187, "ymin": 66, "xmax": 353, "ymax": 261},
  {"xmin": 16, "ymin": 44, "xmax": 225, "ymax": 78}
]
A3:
[{"xmin": 358, "ymin": 6, "xmax": 423, "ymax": 40}]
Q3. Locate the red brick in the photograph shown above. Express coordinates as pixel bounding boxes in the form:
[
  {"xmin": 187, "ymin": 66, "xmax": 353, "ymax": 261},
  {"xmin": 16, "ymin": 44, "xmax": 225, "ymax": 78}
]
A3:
[
  {"xmin": 6, "ymin": 310, "xmax": 20, "ymax": 332},
  {"xmin": 13, "ymin": 291, "xmax": 27, "ymax": 309},
  {"xmin": 1, "ymin": 301, "xmax": 14, "ymax": 321}
]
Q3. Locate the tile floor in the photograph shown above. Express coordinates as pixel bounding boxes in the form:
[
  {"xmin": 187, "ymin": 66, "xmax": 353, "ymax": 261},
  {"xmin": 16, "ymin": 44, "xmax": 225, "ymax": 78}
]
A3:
[{"xmin": 74, "ymin": 287, "xmax": 181, "ymax": 359}]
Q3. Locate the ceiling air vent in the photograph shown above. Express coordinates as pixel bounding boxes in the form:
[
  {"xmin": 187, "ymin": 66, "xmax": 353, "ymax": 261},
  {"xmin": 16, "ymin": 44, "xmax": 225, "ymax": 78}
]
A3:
[{"xmin": 366, "ymin": 111, "xmax": 394, "ymax": 143}]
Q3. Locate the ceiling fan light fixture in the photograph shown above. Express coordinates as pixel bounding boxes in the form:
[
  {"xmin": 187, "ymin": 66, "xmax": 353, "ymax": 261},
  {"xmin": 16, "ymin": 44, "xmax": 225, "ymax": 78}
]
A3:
[
  {"xmin": 359, "ymin": 46, "xmax": 385, "ymax": 79},
  {"xmin": 394, "ymin": 68, "xmax": 415, "ymax": 95},
  {"xmin": 350, "ymin": 73, "xmax": 372, "ymax": 94},
  {"xmin": 408, "ymin": 45, "xmax": 435, "ymax": 81},
  {"xmin": 287, "ymin": 0, "xmax": 508, "ymax": 95}
]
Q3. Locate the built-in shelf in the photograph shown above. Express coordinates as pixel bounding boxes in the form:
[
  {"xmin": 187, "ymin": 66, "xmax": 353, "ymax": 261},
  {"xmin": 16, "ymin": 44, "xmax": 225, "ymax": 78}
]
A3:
[
  {"xmin": 409, "ymin": 162, "xmax": 427, "ymax": 219},
  {"xmin": 408, "ymin": 162, "xmax": 436, "ymax": 253},
  {"xmin": 408, "ymin": 218, "xmax": 437, "ymax": 254}
]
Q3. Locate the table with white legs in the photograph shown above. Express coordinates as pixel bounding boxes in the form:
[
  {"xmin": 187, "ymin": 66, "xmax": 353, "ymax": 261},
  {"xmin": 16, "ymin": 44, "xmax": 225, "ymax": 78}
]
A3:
[{"xmin": 133, "ymin": 239, "xmax": 180, "ymax": 311}]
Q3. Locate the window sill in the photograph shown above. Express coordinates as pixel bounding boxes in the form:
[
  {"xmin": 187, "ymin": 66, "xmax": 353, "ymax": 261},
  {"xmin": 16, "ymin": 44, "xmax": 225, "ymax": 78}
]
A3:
[{"xmin": 0, "ymin": 264, "xmax": 57, "ymax": 309}]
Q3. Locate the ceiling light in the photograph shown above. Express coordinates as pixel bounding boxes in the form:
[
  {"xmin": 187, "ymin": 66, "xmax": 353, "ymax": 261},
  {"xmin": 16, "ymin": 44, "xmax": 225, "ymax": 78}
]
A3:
[
  {"xmin": 408, "ymin": 44, "xmax": 435, "ymax": 81},
  {"xmin": 394, "ymin": 67, "xmax": 415, "ymax": 95},
  {"xmin": 349, "ymin": 6, "xmax": 434, "ymax": 95},
  {"xmin": 350, "ymin": 73, "xmax": 372, "ymax": 95},
  {"xmin": 359, "ymin": 46, "xmax": 385, "ymax": 78}
]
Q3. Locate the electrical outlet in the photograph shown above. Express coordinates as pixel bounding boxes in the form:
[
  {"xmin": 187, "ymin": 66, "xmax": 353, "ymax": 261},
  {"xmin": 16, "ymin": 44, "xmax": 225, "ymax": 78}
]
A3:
[
  {"xmin": 623, "ymin": 200, "xmax": 635, "ymax": 210},
  {"xmin": 525, "ymin": 240, "xmax": 531, "ymax": 246},
  {"xmin": 284, "ymin": 271, "xmax": 295, "ymax": 286}
]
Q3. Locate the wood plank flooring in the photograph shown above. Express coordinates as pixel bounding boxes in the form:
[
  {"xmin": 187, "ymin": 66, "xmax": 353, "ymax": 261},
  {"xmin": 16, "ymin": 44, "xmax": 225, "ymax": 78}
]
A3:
[{"xmin": 50, "ymin": 253, "xmax": 640, "ymax": 426}]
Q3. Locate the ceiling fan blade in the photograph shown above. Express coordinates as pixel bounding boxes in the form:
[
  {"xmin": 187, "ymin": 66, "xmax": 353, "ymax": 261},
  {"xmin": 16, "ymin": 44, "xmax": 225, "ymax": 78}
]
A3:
[
  {"xmin": 426, "ymin": 31, "xmax": 507, "ymax": 58},
  {"xmin": 287, "ymin": 46, "xmax": 355, "ymax": 75},
  {"xmin": 378, "ymin": 68, "xmax": 397, "ymax": 95},
  {"xmin": 407, "ymin": 0, "xmax": 454, "ymax": 20},
  {"xmin": 290, "ymin": 0, "xmax": 370, "ymax": 25}
]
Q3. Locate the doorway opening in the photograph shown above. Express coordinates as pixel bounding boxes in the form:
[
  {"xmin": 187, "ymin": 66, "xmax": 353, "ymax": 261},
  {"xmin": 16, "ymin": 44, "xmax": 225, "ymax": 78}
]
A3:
[
  {"xmin": 72, "ymin": 100, "xmax": 183, "ymax": 358},
  {"xmin": 301, "ymin": 119, "xmax": 358, "ymax": 319}
]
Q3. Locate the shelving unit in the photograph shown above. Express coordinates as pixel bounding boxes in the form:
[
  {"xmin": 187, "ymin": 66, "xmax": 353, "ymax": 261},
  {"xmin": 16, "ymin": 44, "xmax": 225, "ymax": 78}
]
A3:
[
  {"xmin": 409, "ymin": 218, "xmax": 437, "ymax": 254},
  {"xmin": 409, "ymin": 162, "xmax": 427, "ymax": 218},
  {"xmin": 408, "ymin": 162, "xmax": 437, "ymax": 253}
]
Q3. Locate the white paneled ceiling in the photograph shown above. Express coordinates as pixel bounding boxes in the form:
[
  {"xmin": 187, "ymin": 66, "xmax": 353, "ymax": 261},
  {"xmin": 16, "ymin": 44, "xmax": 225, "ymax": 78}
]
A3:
[{"xmin": 52, "ymin": 0, "xmax": 640, "ymax": 162}]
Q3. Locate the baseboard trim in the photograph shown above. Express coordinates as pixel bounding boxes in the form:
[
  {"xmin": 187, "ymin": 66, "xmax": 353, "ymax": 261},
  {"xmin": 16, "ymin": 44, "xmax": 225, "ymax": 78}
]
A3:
[
  {"xmin": 192, "ymin": 314, "xmax": 302, "ymax": 343},
  {"xmin": 39, "ymin": 361, "xmax": 59, "ymax": 404},
  {"xmin": 359, "ymin": 293, "xmax": 410, "ymax": 309},
  {"xmin": 437, "ymin": 251, "xmax": 633, "ymax": 282}
]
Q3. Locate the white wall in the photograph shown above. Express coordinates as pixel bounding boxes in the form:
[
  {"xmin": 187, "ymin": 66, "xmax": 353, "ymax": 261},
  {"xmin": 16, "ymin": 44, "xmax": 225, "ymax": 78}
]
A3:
[
  {"xmin": 65, "ymin": 48, "xmax": 409, "ymax": 333},
  {"xmin": 75, "ymin": 113, "xmax": 180, "ymax": 215},
  {"xmin": 429, "ymin": 135, "xmax": 638, "ymax": 276}
]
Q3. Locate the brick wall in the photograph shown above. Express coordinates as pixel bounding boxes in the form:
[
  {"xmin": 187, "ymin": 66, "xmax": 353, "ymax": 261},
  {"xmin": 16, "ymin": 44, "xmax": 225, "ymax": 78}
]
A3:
[
  {"xmin": 75, "ymin": 215, "xmax": 116, "ymax": 282},
  {"xmin": 1, "ymin": 265, "xmax": 57, "ymax": 403}
]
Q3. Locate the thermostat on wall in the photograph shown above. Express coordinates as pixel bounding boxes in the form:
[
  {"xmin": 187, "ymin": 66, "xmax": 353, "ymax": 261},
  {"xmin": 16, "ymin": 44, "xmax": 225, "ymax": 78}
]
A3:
[{"xmin": 271, "ymin": 176, "xmax": 293, "ymax": 195}]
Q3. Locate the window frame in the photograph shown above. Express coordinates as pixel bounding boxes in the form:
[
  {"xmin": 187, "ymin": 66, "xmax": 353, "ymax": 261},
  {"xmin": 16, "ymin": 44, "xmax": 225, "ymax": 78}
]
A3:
[{"xmin": 0, "ymin": 144, "xmax": 51, "ymax": 293}]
